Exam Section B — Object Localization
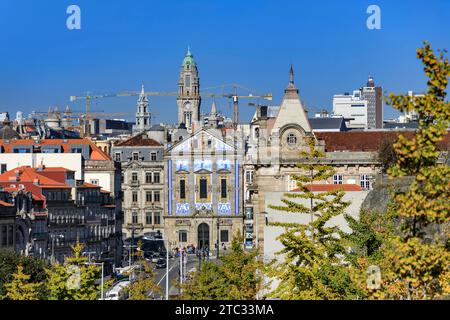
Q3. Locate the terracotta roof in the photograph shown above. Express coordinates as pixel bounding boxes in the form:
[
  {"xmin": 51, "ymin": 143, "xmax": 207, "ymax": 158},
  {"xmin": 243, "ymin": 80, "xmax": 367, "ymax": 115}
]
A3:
[
  {"xmin": 0, "ymin": 200, "xmax": 14, "ymax": 207},
  {"xmin": 115, "ymin": 132, "xmax": 163, "ymax": 147},
  {"xmin": 0, "ymin": 166, "xmax": 73, "ymax": 201},
  {"xmin": 315, "ymin": 131, "xmax": 450, "ymax": 152},
  {"xmin": 0, "ymin": 138, "xmax": 111, "ymax": 160},
  {"xmin": 293, "ymin": 184, "xmax": 363, "ymax": 192},
  {"xmin": 79, "ymin": 182, "xmax": 101, "ymax": 189}
]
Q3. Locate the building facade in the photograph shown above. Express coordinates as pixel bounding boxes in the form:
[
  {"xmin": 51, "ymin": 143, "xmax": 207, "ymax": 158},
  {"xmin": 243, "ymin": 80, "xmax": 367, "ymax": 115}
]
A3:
[
  {"xmin": 164, "ymin": 128, "xmax": 244, "ymax": 250},
  {"xmin": 112, "ymin": 132, "xmax": 165, "ymax": 239}
]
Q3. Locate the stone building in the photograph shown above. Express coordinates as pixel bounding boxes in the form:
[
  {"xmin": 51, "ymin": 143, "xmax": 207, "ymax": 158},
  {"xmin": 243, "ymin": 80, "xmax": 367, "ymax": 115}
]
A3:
[
  {"xmin": 244, "ymin": 66, "xmax": 383, "ymax": 251},
  {"xmin": 112, "ymin": 132, "xmax": 165, "ymax": 239},
  {"xmin": 0, "ymin": 166, "xmax": 122, "ymax": 268},
  {"xmin": 164, "ymin": 127, "xmax": 244, "ymax": 250}
]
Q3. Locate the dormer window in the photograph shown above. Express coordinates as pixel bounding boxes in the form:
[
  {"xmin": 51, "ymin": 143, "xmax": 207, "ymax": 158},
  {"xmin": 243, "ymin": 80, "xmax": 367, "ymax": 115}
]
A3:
[{"xmin": 132, "ymin": 152, "xmax": 139, "ymax": 161}]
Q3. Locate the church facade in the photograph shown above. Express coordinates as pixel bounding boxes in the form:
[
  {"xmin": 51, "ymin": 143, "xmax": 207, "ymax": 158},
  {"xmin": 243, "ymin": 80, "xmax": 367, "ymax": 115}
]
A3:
[{"xmin": 163, "ymin": 128, "xmax": 244, "ymax": 250}]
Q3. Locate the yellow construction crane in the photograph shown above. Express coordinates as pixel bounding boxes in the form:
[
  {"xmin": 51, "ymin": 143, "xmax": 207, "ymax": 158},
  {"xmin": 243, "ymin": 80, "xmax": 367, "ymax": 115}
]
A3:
[{"xmin": 70, "ymin": 87, "xmax": 272, "ymax": 135}]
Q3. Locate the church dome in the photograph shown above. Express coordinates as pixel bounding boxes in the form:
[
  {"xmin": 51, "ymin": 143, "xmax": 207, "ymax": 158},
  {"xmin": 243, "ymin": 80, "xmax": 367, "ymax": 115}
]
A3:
[{"xmin": 182, "ymin": 47, "xmax": 196, "ymax": 67}]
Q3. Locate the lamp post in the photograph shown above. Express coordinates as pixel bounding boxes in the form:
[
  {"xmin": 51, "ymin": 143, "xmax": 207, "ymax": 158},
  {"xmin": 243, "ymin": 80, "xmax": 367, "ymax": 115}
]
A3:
[
  {"xmin": 216, "ymin": 220, "xmax": 220, "ymax": 259},
  {"xmin": 85, "ymin": 260, "xmax": 104, "ymax": 300}
]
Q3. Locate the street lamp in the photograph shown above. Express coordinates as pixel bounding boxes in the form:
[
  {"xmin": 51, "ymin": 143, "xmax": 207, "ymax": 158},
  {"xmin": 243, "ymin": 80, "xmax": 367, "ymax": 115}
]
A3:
[
  {"xmin": 216, "ymin": 220, "xmax": 220, "ymax": 259},
  {"xmin": 85, "ymin": 260, "xmax": 104, "ymax": 300}
]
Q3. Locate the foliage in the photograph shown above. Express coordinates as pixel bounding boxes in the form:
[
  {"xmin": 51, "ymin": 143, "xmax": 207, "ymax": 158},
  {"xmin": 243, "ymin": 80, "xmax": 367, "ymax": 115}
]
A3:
[
  {"xmin": 45, "ymin": 241, "xmax": 102, "ymax": 300},
  {"xmin": 180, "ymin": 233, "xmax": 263, "ymax": 300},
  {"xmin": 124, "ymin": 241, "xmax": 161, "ymax": 300},
  {"xmin": 2, "ymin": 265, "xmax": 43, "ymax": 300},
  {"xmin": 266, "ymin": 137, "xmax": 361, "ymax": 299},
  {"xmin": 0, "ymin": 249, "xmax": 48, "ymax": 299},
  {"xmin": 377, "ymin": 136, "xmax": 398, "ymax": 173},
  {"xmin": 376, "ymin": 41, "xmax": 450, "ymax": 299}
]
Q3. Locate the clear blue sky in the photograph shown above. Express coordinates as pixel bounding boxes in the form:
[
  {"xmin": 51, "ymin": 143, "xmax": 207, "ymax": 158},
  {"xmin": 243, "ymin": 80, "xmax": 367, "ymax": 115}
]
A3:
[{"xmin": 0, "ymin": 0, "xmax": 449, "ymax": 124}]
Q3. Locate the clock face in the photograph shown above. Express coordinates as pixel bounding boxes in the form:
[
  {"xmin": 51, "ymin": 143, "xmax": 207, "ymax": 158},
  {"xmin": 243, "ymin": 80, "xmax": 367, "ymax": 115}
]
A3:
[{"xmin": 185, "ymin": 102, "xmax": 191, "ymax": 110}]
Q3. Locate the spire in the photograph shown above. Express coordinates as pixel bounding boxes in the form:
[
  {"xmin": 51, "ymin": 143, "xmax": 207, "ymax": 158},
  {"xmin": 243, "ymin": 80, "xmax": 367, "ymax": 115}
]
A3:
[
  {"xmin": 284, "ymin": 64, "xmax": 299, "ymax": 98},
  {"xmin": 140, "ymin": 84, "xmax": 145, "ymax": 96},
  {"xmin": 289, "ymin": 64, "xmax": 294, "ymax": 85},
  {"xmin": 211, "ymin": 97, "xmax": 217, "ymax": 115},
  {"xmin": 187, "ymin": 45, "xmax": 191, "ymax": 56}
]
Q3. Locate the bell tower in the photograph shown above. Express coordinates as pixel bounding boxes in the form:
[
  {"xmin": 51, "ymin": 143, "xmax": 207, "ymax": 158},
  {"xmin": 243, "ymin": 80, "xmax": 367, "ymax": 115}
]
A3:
[{"xmin": 177, "ymin": 47, "xmax": 201, "ymax": 131}]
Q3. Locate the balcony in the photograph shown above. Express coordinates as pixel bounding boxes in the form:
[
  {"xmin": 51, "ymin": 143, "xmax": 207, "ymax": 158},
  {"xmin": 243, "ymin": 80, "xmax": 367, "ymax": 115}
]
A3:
[{"xmin": 130, "ymin": 179, "xmax": 140, "ymax": 187}]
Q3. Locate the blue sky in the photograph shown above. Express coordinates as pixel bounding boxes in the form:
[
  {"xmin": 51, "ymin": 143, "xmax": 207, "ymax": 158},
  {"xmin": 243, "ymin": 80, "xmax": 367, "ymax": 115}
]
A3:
[{"xmin": 0, "ymin": 0, "xmax": 449, "ymax": 124}]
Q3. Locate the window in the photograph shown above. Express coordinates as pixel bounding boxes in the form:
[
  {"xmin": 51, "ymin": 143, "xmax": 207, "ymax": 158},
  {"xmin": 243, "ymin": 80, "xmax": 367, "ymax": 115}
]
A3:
[
  {"xmin": 71, "ymin": 148, "xmax": 82, "ymax": 153},
  {"xmin": 132, "ymin": 152, "xmax": 139, "ymax": 161},
  {"xmin": 154, "ymin": 212, "xmax": 161, "ymax": 225},
  {"xmin": 220, "ymin": 230, "xmax": 229, "ymax": 242},
  {"xmin": 1, "ymin": 226, "xmax": 7, "ymax": 246},
  {"xmin": 185, "ymin": 75, "xmax": 191, "ymax": 87},
  {"xmin": 1, "ymin": 164, "xmax": 7, "ymax": 174},
  {"xmin": 90, "ymin": 179, "xmax": 99, "ymax": 185},
  {"xmin": 180, "ymin": 179, "xmax": 186, "ymax": 199},
  {"xmin": 179, "ymin": 230, "xmax": 188, "ymax": 243},
  {"xmin": 121, "ymin": 173, "xmax": 124, "ymax": 183},
  {"xmin": 145, "ymin": 172, "xmax": 152, "ymax": 184},
  {"xmin": 287, "ymin": 133, "xmax": 297, "ymax": 146},
  {"xmin": 132, "ymin": 212, "xmax": 138, "ymax": 224},
  {"xmin": 153, "ymin": 191, "xmax": 160, "ymax": 203},
  {"xmin": 220, "ymin": 178, "xmax": 227, "ymax": 199},
  {"xmin": 114, "ymin": 153, "xmax": 121, "ymax": 161},
  {"xmin": 151, "ymin": 152, "xmax": 157, "ymax": 161},
  {"xmin": 360, "ymin": 174, "xmax": 370, "ymax": 190},
  {"xmin": 199, "ymin": 178, "xmax": 207, "ymax": 199},
  {"xmin": 131, "ymin": 172, "xmax": 138, "ymax": 182},
  {"xmin": 146, "ymin": 191, "xmax": 152, "ymax": 203},
  {"xmin": 145, "ymin": 212, "xmax": 152, "ymax": 225},
  {"xmin": 153, "ymin": 172, "xmax": 160, "ymax": 183},
  {"xmin": 14, "ymin": 148, "xmax": 31, "ymax": 153},
  {"xmin": 132, "ymin": 191, "xmax": 138, "ymax": 203},
  {"xmin": 245, "ymin": 170, "xmax": 254, "ymax": 184},
  {"xmin": 333, "ymin": 174, "xmax": 343, "ymax": 184}
]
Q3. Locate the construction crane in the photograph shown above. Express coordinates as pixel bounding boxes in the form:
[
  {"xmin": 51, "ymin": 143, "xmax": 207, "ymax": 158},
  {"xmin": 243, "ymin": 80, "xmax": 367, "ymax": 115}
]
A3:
[{"xmin": 202, "ymin": 92, "xmax": 272, "ymax": 129}]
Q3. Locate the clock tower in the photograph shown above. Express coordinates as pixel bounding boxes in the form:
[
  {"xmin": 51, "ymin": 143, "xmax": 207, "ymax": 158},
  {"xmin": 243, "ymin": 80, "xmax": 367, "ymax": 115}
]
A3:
[{"xmin": 177, "ymin": 47, "xmax": 201, "ymax": 131}]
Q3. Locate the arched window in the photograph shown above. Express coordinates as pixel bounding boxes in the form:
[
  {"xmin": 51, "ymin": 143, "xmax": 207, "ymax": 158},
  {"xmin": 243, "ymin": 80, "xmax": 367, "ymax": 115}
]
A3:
[
  {"xmin": 254, "ymin": 127, "xmax": 260, "ymax": 139},
  {"xmin": 287, "ymin": 133, "xmax": 297, "ymax": 145}
]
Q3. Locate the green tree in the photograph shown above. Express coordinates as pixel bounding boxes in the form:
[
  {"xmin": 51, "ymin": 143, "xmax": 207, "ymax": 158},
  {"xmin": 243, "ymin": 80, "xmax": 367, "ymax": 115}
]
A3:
[
  {"xmin": 0, "ymin": 249, "xmax": 48, "ymax": 299},
  {"xmin": 374, "ymin": 42, "xmax": 450, "ymax": 300},
  {"xmin": 266, "ymin": 137, "xmax": 362, "ymax": 299},
  {"xmin": 124, "ymin": 241, "xmax": 161, "ymax": 300},
  {"xmin": 2, "ymin": 265, "xmax": 43, "ymax": 300},
  {"xmin": 45, "ymin": 241, "xmax": 102, "ymax": 300},
  {"xmin": 180, "ymin": 233, "xmax": 263, "ymax": 300}
]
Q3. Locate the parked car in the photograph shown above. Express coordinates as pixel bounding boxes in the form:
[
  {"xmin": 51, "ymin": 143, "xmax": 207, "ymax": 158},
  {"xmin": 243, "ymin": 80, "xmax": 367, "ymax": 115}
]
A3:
[
  {"xmin": 151, "ymin": 252, "xmax": 160, "ymax": 263},
  {"xmin": 156, "ymin": 258, "xmax": 167, "ymax": 269},
  {"xmin": 104, "ymin": 280, "xmax": 130, "ymax": 300}
]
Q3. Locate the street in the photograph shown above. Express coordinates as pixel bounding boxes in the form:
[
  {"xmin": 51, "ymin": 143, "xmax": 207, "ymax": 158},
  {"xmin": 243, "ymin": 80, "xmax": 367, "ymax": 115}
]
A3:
[{"xmin": 152, "ymin": 253, "xmax": 216, "ymax": 299}]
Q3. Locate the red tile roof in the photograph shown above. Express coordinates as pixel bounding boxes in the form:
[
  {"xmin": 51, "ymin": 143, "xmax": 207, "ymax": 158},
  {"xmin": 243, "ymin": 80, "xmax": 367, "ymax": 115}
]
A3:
[
  {"xmin": 293, "ymin": 184, "xmax": 363, "ymax": 192},
  {"xmin": 315, "ymin": 131, "xmax": 450, "ymax": 152},
  {"xmin": 0, "ymin": 166, "xmax": 73, "ymax": 202},
  {"xmin": 0, "ymin": 138, "xmax": 111, "ymax": 160},
  {"xmin": 115, "ymin": 132, "xmax": 163, "ymax": 147}
]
